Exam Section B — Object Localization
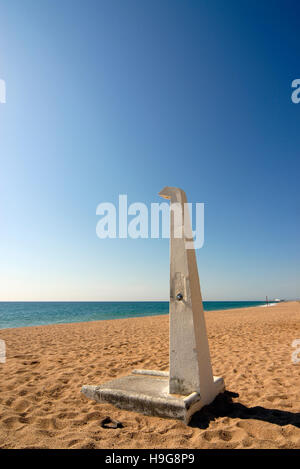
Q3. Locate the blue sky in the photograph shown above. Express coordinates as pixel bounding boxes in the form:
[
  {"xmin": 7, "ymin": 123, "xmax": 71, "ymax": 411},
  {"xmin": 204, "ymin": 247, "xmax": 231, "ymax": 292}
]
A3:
[{"xmin": 0, "ymin": 0, "xmax": 299, "ymax": 301}]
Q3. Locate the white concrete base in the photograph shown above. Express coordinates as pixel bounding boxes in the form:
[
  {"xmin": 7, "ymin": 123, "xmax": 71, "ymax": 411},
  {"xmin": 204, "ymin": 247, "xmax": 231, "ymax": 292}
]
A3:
[{"xmin": 81, "ymin": 370, "xmax": 224, "ymax": 424}]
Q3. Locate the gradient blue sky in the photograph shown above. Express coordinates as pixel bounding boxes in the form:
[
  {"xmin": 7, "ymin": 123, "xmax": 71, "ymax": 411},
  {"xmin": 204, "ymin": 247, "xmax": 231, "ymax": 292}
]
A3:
[{"xmin": 0, "ymin": 0, "xmax": 299, "ymax": 301}]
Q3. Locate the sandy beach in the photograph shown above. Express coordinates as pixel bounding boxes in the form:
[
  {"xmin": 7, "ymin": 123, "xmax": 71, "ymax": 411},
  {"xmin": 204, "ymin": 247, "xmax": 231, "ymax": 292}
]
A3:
[{"xmin": 0, "ymin": 301, "xmax": 299, "ymax": 449}]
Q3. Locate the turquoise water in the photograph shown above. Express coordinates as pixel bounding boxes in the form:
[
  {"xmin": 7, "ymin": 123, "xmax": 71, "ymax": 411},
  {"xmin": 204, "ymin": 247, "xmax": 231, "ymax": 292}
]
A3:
[{"xmin": 0, "ymin": 301, "xmax": 267, "ymax": 329}]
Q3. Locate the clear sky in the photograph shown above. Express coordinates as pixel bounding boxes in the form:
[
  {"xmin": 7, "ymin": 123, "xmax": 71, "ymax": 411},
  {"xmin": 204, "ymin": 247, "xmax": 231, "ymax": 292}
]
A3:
[{"xmin": 0, "ymin": 0, "xmax": 299, "ymax": 301}]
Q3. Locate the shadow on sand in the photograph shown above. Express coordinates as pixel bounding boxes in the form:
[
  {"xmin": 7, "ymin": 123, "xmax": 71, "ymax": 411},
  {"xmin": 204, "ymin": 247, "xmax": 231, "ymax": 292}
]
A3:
[{"xmin": 189, "ymin": 391, "xmax": 300, "ymax": 430}]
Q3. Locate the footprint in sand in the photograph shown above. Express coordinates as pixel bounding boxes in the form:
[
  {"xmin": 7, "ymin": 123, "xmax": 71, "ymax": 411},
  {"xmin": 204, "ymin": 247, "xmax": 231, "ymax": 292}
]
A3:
[{"xmin": 13, "ymin": 398, "xmax": 31, "ymax": 413}]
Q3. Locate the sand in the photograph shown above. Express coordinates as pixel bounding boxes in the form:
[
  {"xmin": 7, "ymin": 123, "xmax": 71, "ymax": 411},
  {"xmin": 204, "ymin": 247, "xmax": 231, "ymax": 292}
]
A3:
[{"xmin": 0, "ymin": 301, "xmax": 299, "ymax": 449}]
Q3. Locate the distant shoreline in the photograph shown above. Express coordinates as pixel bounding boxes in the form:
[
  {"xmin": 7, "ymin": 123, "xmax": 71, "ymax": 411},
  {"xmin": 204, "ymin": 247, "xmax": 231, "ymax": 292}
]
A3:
[{"xmin": 0, "ymin": 300, "xmax": 284, "ymax": 331}]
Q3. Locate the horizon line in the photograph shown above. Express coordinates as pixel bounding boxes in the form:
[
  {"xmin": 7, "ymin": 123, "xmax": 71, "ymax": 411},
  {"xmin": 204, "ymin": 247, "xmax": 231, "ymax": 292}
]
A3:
[{"xmin": 0, "ymin": 299, "xmax": 291, "ymax": 303}]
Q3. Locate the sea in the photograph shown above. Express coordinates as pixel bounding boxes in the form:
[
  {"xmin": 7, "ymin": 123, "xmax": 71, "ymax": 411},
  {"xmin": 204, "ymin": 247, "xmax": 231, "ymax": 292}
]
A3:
[{"xmin": 0, "ymin": 301, "xmax": 267, "ymax": 329}]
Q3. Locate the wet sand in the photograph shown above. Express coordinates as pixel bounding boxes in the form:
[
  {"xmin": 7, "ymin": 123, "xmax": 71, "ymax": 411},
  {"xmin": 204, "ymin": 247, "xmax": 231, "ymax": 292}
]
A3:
[{"xmin": 0, "ymin": 301, "xmax": 299, "ymax": 449}]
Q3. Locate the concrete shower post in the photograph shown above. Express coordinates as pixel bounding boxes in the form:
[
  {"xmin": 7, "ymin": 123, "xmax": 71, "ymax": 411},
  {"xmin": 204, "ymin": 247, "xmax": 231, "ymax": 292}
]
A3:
[{"xmin": 159, "ymin": 187, "xmax": 215, "ymax": 404}]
